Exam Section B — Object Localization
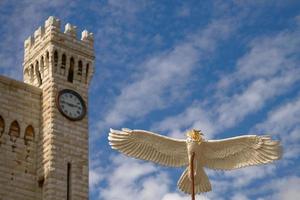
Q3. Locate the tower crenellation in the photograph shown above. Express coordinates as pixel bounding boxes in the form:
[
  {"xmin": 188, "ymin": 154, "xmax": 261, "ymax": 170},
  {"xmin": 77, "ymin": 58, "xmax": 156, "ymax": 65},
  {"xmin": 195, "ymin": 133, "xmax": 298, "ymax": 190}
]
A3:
[
  {"xmin": 64, "ymin": 23, "xmax": 77, "ymax": 38},
  {"xmin": 24, "ymin": 16, "xmax": 93, "ymax": 52},
  {"xmin": 23, "ymin": 16, "xmax": 94, "ymax": 88}
]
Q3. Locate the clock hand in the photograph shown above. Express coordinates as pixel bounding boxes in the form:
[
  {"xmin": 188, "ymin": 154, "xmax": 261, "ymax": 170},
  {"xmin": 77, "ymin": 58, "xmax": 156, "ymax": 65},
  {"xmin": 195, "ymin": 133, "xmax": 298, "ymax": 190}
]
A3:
[
  {"xmin": 68, "ymin": 103, "xmax": 76, "ymax": 107},
  {"xmin": 61, "ymin": 100, "xmax": 81, "ymax": 109}
]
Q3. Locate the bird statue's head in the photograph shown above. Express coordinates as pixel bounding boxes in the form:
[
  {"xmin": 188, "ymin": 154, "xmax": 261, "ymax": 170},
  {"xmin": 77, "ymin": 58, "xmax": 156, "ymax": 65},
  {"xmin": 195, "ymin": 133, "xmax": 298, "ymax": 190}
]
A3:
[{"xmin": 186, "ymin": 129, "xmax": 203, "ymax": 143}]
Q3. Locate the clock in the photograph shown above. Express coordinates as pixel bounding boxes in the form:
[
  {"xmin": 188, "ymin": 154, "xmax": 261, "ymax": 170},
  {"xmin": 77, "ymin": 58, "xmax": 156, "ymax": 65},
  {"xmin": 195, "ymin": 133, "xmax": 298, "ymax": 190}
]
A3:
[{"xmin": 56, "ymin": 89, "xmax": 86, "ymax": 121}]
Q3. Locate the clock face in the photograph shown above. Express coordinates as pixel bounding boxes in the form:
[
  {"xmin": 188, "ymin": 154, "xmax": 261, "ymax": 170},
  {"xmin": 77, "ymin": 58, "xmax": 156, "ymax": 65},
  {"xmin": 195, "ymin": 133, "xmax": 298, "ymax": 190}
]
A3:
[{"xmin": 56, "ymin": 89, "xmax": 86, "ymax": 121}]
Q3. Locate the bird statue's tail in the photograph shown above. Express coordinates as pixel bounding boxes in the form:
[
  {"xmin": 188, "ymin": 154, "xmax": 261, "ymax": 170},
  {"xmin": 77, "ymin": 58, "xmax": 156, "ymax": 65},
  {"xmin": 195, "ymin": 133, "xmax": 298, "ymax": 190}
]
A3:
[{"xmin": 177, "ymin": 166, "xmax": 212, "ymax": 194}]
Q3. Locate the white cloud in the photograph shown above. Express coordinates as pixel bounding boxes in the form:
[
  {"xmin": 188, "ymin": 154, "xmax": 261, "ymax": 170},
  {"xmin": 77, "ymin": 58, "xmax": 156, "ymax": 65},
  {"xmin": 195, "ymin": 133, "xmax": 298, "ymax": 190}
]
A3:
[
  {"xmin": 260, "ymin": 176, "xmax": 300, "ymax": 200},
  {"xmin": 271, "ymin": 176, "xmax": 300, "ymax": 200},
  {"xmin": 162, "ymin": 193, "xmax": 211, "ymax": 200},
  {"xmin": 255, "ymin": 95, "xmax": 300, "ymax": 135},
  {"xmin": 223, "ymin": 165, "xmax": 276, "ymax": 188},
  {"xmin": 89, "ymin": 167, "xmax": 105, "ymax": 189},
  {"xmin": 204, "ymin": 165, "xmax": 277, "ymax": 199},
  {"xmin": 97, "ymin": 19, "xmax": 233, "ymax": 131},
  {"xmin": 162, "ymin": 193, "xmax": 189, "ymax": 200},
  {"xmin": 155, "ymin": 18, "xmax": 300, "ymax": 138},
  {"xmin": 108, "ymin": 0, "xmax": 145, "ymax": 15},
  {"xmin": 232, "ymin": 193, "xmax": 249, "ymax": 200},
  {"xmin": 98, "ymin": 155, "xmax": 171, "ymax": 200},
  {"xmin": 216, "ymin": 69, "xmax": 300, "ymax": 128},
  {"xmin": 214, "ymin": 22, "xmax": 300, "ymax": 129},
  {"xmin": 108, "ymin": 155, "xmax": 157, "ymax": 184},
  {"xmin": 155, "ymin": 102, "xmax": 216, "ymax": 139},
  {"xmin": 0, "ymin": 0, "xmax": 75, "ymax": 79},
  {"xmin": 92, "ymin": 155, "xmax": 216, "ymax": 200}
]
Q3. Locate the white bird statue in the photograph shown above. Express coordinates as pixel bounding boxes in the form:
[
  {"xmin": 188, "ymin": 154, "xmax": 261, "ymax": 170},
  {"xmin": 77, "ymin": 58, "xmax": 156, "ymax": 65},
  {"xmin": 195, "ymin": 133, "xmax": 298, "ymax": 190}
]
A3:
[{"xmin": 108, "ymin": 128, "xmax": 281, "ymax": 198}]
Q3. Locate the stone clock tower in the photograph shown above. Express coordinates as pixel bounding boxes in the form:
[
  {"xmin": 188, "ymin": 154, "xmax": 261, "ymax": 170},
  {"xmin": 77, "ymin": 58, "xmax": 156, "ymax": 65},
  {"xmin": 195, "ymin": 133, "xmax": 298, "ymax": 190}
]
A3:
[{"xmin": 23, "ymin": 16, "xmax": 94, "ymax": 200}]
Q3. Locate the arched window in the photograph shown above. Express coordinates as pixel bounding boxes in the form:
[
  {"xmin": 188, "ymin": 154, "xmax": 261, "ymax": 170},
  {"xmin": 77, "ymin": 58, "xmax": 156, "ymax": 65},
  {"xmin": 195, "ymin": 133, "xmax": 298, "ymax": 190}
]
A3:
[
  {"xmin": 54, "ymin": 50, "xmax": 58, "ymax": 72},
  {"xmin": 24, "ymin": 125, "xmax": 34, "ymax": 145},
  {"xmin": 61, "ymin": 54, "xmax": 66, "ymax": 75},
  {"xmin": 9, "ymin": 120, "xmax": 20, "ymax": 142},
  {"xmin": 85, "ymin": 63, "xmax": 89, "ymax": 83},
  {"xmin": 0, "ymin": 116, "xmax": 4, "ymax": 136},
  {"xmin": 35, "ymin": 60, "xmax": 42, "ymax": 86},
  {"xmin": 68, "ymin": 57, "xmax": 74, "ymax": 83}
]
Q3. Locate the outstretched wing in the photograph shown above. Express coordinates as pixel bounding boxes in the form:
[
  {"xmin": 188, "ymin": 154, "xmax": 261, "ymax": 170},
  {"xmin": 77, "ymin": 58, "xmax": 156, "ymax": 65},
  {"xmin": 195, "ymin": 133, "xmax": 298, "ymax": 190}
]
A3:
[
  {"xmin": 108, "ymin": 128, "xmax": 188, "ymax": 167},
  {"xmin": 201, "ymin": 135, "xmax": 282, "ymax": 170}
]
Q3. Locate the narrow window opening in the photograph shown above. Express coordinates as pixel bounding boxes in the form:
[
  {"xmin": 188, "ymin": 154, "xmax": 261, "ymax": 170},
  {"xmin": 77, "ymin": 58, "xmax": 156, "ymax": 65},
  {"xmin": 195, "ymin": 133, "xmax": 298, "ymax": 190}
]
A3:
[
  {"xmin": 78, "ymin": 60, "xmax": 83, "ymax": 82},
  {"xmin": 40, "ymin": 56, "xmax": 44, "ymax": 76},
  {"xmin": 67, "ymin": 162, "xmax": 72, "ymax": 200},
  {"xmin": 30, "ymin": 65, "xmax": 34, "ymax": 82},
  {"xmin": 0, "ymin": 116, "xmax": 4, "ymax": 137},
  {"xmin": 35, "ymin": 61, "xmax": 42, "ymax": 86},
  {"xmin": 38, "ymin": 176, "xmax": 44, "ymax": 188},
  {"xmin": 46, "ymin": 51, "xmax": 49, "ymax": 69},
  {"xmin": 61, "ymin": 54, "xmax": 66, "ymax": 75},
  {"xmin": 38, "ymin": 175, "xmax": 45, "ymax": 200},
  {"xmin": 78, "ymin": 60, "xmax": 83, "ymax": 76},
  {"xmin": 54, "ymin": 51, "xmax": 58, "ymax": 72},
  {"xmin": 85, "ymin": 63, "xmax": 89, "ymax": 83},
  {"xmin": 68, "ymin": 57, "xmax": 74, "ymax": 83}
]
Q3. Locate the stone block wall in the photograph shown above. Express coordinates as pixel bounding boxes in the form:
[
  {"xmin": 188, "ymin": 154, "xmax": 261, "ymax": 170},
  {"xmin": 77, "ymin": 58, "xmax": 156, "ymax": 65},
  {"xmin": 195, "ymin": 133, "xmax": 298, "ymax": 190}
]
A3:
[
  {"xmin": 0, "ymin": 75, "xmax": 42, "ymax": 200},
  {"xmin": 37, "ymin": 77, "xmax": 89, "ymax": 200}
]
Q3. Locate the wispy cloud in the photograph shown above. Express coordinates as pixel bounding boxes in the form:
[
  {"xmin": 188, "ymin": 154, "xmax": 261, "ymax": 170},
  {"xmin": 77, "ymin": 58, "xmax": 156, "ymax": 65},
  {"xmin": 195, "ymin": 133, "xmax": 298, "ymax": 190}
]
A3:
[
  {"xmin": 92, "ymin": 155, "xmax": 214, "ymax": 200},
  {"xmin": 89, "ymin": 167, "xmax": 105, "ymax": 190},
  {"xmin": 155, "ymin": 102, "xmax": 216, "ymax": 139},
  {"xmin": 155, "ymin": 18, "xmax": 300, "ymax": 138},
  {"xmin": 257, "ymin": 176, "xmax": 300, "ymax": 200},
  {"xmin": 162, "ymin": 193, "xmax": 210, "ymax": 200},
  {"xmin": 231, "ymin": 193, "xmax": 249, "ymax": 200},
  {"xmin": 107, "ymin": 0, "xmax": 147, "ymax": 16},
  {"xmin": 0, "ymin": 0, "xmax": 76, "ymax": 79},
  {"xmin": 176, "ymin": 4, "xmax": 191, "ymax": 18},
  {"xmin": 95, "ymin": 155, "xmax": 170, "ymax": 200},
  {"xmin": 97, "ymin": 19, "xmax": 233, "ymax": 131}
]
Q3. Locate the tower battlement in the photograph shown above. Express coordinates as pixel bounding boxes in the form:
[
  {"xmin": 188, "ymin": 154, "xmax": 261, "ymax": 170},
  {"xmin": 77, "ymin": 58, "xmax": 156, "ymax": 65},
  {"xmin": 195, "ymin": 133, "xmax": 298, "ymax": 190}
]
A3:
[
  {"xmin": 23, "ymin": 16, "xmax": 95, "ymax": 88},
  {"xmin": 24, "ymin": 16, "xmax": 93, "ymax": 52}
]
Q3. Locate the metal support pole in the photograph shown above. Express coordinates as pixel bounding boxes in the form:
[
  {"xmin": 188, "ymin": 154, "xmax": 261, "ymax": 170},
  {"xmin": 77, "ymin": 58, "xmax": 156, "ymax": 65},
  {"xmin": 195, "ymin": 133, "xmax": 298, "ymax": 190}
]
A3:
[{"xmin": 191, "ymin": 152, "xmax": 195, "ymax": 200}]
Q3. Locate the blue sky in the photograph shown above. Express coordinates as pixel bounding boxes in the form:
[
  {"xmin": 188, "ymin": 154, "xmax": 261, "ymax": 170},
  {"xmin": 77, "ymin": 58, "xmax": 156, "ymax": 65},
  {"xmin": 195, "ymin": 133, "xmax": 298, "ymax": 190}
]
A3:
[{"xmin": 1, "ymin": 0, "xmax": 300, "ymax": 199}]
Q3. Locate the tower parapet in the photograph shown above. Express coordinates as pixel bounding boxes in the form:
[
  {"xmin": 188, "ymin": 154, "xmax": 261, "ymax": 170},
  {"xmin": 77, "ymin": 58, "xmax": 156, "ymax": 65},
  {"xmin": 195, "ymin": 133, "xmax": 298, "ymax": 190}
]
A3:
[
  {"xmin": 23, "ymin": 16, "xmax": 95, "ymax": 87},
  {"xmin": 24, "ymin": 16, "xmax": 93, "ymax": 54}
]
